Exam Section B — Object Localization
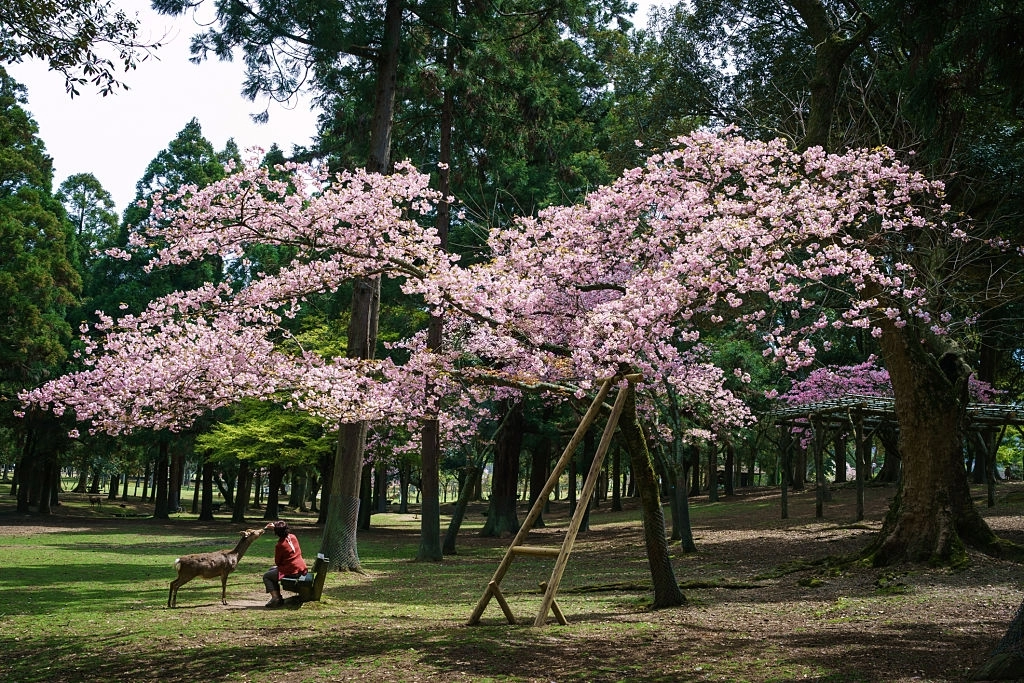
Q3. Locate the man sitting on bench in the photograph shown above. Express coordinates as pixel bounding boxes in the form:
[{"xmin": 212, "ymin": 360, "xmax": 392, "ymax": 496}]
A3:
[{"xmin": 262, "ymin": 521, "xmax": 307, "ymax": 609}]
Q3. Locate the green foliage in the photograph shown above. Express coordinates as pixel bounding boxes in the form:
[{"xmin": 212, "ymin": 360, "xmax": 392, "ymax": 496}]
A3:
[
  {"xmin": 0, "ymin": 0, "xmax": 158, "ymax": 96},
  {"xmin": 602, "ymin": 17, "xmax": 714, "ymax": 173},
  {"xmin": 998, "ymin": 432, "xmax": 1024, "ymax": 478},
  {"xmin": 86, "ymin": 118, "xmax": 232, "ymax": 321},
  {"xmin": 55, "ymin": 172, "xmax": 118, "ymax": 275},
  {"xmin": 309, "ymin": 0, "xmax": 628, "ymax": 226},
  {"xmin": 197, "ymin": 400, "xmax": 333, "ymax": 468},
  {"xmin": 0, "ymin": 67, "xmax": 80, "ymax": 394},
  {"xmin": 126, "ymin": 117, "xmax": 228, "ymax": 208}
]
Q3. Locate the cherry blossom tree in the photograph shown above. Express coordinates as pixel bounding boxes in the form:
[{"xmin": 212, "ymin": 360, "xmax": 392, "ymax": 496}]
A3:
[{"xmin": 23, "ymin": 129, "xmax": 1007, "ymax": 607}]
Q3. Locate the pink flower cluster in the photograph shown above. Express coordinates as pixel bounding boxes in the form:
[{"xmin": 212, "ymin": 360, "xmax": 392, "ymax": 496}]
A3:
[{"xmin": 21, "ymin": 131, "xmax": 963, "ymax": 448}]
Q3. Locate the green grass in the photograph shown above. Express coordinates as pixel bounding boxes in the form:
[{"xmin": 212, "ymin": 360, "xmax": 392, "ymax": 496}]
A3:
[
  {"xmin": 2, "ymin": 482, "xmax": 1019, "ymax": 682},
  {"xmin": 0, "ymin": 502, "xmax": 656, "ymax": 683}
]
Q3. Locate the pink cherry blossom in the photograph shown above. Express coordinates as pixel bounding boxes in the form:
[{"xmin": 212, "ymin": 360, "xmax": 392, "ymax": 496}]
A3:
[{"xmin": 21, "ymin": 131, "xmax": 971, "ymax": 451}]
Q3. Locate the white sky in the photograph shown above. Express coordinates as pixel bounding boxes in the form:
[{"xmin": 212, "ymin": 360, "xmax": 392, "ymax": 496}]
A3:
[{"xmin": 7, "ymin": 0, "xmax": 658, "ymax": 216}]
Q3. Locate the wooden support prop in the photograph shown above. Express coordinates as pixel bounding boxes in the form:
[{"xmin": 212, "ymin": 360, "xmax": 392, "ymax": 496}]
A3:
[
  {"xmin": 534, "ymin": 380, "xmax": 631, "ymax": 626},
  {"xmin": 490, "ymin": 581, "xmax": 515, "ymax": 625},
  {"xmin": 467, "ymin": 377, "xmax": 614, "ymax": 625},
  {"xmin": 511, "ymin": 545, "xmax": 562, "ymax": 558},
  {"xmin": 466, "ymin": 376, "xmax": 628, "ymax": 626},
  {"xmin": 539, "ymin": 582, "xmax": 567, "ymax": 626}
]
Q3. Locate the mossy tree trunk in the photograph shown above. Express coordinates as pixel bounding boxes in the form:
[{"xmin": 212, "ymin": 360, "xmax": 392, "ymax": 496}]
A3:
[
  {"xmin": 869, "ymin": 321, "xmax": 999, "ymax": 565},
  {"xmin": 617, "ymin": 386, "xmax": 685, "ymax": 608}
]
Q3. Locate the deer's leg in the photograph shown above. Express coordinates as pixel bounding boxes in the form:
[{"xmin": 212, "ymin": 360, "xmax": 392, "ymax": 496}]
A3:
[
  {"xmin": 220, "ymin": 573, "xmax": 229, "ymax": 605},
  {"xmin": 168, "ymin": 575, "xmax": 191, "ymax": 608}
]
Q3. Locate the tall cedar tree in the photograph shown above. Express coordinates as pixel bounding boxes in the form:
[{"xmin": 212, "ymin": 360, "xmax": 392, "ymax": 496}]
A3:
[{"xmin": 0, "ymin": 68, "xmax": 81, "ymax": 511}]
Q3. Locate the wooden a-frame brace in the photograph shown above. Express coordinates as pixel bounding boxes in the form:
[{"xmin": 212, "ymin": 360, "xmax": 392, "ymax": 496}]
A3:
[{"xmin": 466, "ymin": 374, "xmax": 636, "ymax": 627}]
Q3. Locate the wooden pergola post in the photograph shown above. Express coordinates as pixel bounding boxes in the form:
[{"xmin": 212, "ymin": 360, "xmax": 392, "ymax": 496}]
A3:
[
  {"xmin": 780, "ymin": 426, "xmax": 792, "ymax": 520},
  {"xmin": 853, "ymin": 409, "xmax": 865, "ymax": 522},
  {"xmin": 812, "ymin": 416, "xmax": 825, "ymax": 519}
]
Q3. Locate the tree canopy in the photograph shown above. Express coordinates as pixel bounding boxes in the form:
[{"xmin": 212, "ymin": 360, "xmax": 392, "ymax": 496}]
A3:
[{"xmin": 0, "ymin": 0, "xmax": 161, "ymax": 96}]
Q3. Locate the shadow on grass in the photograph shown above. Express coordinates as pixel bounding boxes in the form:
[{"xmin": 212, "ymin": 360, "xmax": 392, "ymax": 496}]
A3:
[{"xmin": 1, "ymin": 609, "xmax": 996, "ymax": 683}]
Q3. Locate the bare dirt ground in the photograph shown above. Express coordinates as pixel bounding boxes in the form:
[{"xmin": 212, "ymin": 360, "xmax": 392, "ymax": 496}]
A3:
[{"xmin": 441, "ymin": 482, "xmax": 1024, "ymax": 682}]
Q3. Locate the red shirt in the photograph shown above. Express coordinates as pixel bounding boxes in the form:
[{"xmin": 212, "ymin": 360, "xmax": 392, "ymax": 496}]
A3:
[{"xmin": 274, "ymin": 533, "xmax": 307, "ymax": 577}]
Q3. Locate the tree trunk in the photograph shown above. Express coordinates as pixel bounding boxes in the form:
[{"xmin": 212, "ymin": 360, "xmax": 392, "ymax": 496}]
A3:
[
  {"xmin": 578, "ymin": 428, "xmax": 595, "ymax": 533},
  {"xmin": 724, "ymin": 441, "xmax": 735, "ymax": 497},
  {"xmin": 443, "ymin": 463, "xmax": 482, "ymax": 555},
  {"xmin": 398, "ymin": 459, "xmax": 410, "ymax": 514},
  {"xmin": 481, "ymin": 403, "xmax": 524, "ymax": 538},
  {"xmin": 263, "ymin": 464, "xmax": 284, "ymax": 520},
  {"xmin": 373, "ymin": 462, "xmax": 388, "ymax": 512},
  {"xmin": 529, "ymin": 435, "xmax": 552, "ymax": 527},
  {"xmin": 318, "ymin": 0, "xmax": 401, "ymax": 573},
  {"xmin": 168, "ymin": 443, "xmax": 183, "ymax": 512},
  {"xmin": 973, "ymin": 597, "xmax": 1024, "ymax": 680},
  {"xmin": 707, "ymin": 444, "xmax": 719, "ymax": 502},
  {"xmin": 199, "ymin": 459, "xmax": 215, "ymax": 521},
  {"xmin": 153, "ymin": 439, "xmax": 170, "ymax": 519},
  {"xmin": 37, "ymin": 450, "xmax": 56, "ymax": 515},
  {"xmin": 833, "ymin": 432, "xmax": 847, "ymax": 483},
  {"xmin": 73, "ymin": 455, "xmax": 89, "ymax": 493},
  {"xmin": 233, "ymin": 459, "xmax": 251, "ymax": 522},
  {"xmin": 617, "ymin": 386, "xmax": 685, "ymax": 608},
  {"xmin": 611, "ymin": 443, "xmax": 623, "ymax": 511},
  {"xmin": 876, "ymin": 427, "xmax": 901, "ymax": 482},
  {"xmin": 786, "ymin": 0, "xmax": 874, "ymax": 150},
  {"xmin": 415, "ymin": 39, "xmax": 454, "ymax": 562},
  {"xmin": 141, "ymin": 459, "xmax": 150, "ymax": 503},
  {"xmin": 358, "ymin": 463, "xmax": 372, "ymax": 530},
  {"xmin": 676, "ymin": 446, "xmax": 698, "ymax": 553},
  {"xmin": 689, "ymin": 445, "xmax": 700, "ymax": 497},
  {"xmin": 316, "ymin": 454, "xmax": 330, "ymax": 525},
  {"xmin": 869, "ymin": 323, "xmax": 999, "ymax": 565}
]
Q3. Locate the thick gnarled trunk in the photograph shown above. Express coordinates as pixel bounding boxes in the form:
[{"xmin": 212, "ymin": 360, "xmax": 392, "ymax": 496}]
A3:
[
  {"xmin": 870, "ymin": 322, "xmax": 998, "ymax": 565},
  {"xmin": 481, "ymin": 403, "xmax": 524, "ymax": 538}
]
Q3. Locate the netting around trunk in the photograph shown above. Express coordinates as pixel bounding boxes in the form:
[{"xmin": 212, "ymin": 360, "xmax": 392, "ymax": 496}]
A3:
[{"xmin": 318, "ymin": 493, "xmax": 361, "ymax": 571}]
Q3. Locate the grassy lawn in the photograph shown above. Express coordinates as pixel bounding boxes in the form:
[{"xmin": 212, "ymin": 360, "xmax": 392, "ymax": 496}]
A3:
[{"xmin": 1, "ymin": 483, "xmax": 1022, "ymax": 682}]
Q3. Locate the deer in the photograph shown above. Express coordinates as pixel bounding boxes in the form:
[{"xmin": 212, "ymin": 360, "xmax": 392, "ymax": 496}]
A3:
[{"xmin": 168, "ymin": 527, "xmax": 266, "ymax": 608}]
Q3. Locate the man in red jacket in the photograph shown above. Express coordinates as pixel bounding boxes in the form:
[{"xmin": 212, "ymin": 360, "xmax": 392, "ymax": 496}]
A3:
[{"xmin": 262, "ymin": 520, "xmax": 308, "ymax": 608}]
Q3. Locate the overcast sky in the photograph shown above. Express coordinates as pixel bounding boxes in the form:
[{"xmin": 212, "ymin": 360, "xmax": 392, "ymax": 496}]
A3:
[{"xmin": 8, "ymin": 0, "xmax": 656, "ymax": 216}]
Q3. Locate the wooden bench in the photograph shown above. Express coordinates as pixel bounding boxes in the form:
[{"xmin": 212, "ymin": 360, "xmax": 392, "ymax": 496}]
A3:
[{"xmin": 280, "ymin": 554, "xmax": 329, "ymax": 603}]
